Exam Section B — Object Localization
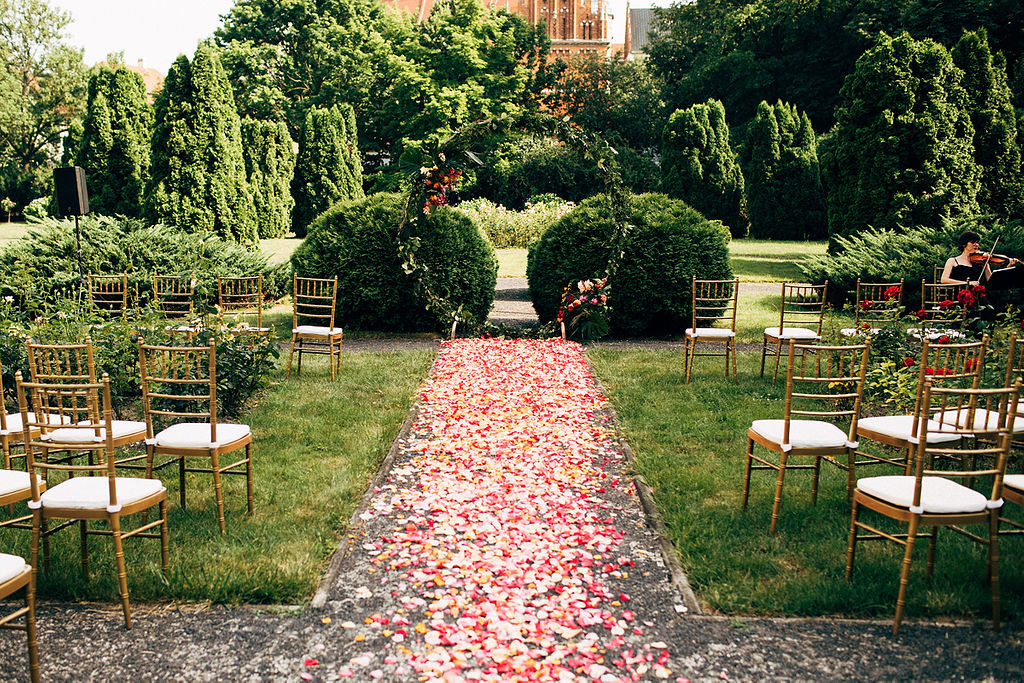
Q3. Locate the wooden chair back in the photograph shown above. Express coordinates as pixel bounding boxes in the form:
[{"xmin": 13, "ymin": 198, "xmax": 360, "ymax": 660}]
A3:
[
  {"xmin": 691, "ymin": 277, "xmax": 738, "ymax": 332},
  {"xmin": 153, "ymin": 274, "xmax": 194, "ymax": 320},
  {"xmin": 25, "ymin": 338, "xmax": 96, "ymax": 384},
  {"xmin": 782, "ymin": 339, "xmax": 871, "ymax": 441},
  {"xmin": 777, "ymin": 282, "xmax": 829, "ymax": 335},
  {"xmin": 852, "ymin": 279, "xmax": 903, "ymax": 329},
  {"xmin": 1003, "ymin": 333, "xmax": 1024, "ymax": 388},
  {"xmin": 217, "ymin": 274, "xmax": 264, "ymax": 329},
  {"xmin": 919, "ymin": 280, "xmax": 965, "ymax": 325},
  {"xmin": 138, "ymin": 340, "xmax": 217, "ymax": 437},
  {"xmin": 0, "ymin": 552, "xmax": 39, "ymax": 682},
  {"xmin": 88, "ymin": 272, "xmax": 128, "ymax": 317},
  {"xmin": 292, "ymin": 275, "xmax": 338, "ymax": 330}
]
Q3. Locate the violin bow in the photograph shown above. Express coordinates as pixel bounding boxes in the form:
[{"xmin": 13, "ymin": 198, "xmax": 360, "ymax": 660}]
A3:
[{"xmin": 980, "ymin": 236, "xmax": 1000, "ymax": 280}]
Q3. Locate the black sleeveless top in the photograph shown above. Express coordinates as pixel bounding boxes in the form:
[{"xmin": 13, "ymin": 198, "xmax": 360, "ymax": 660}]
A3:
[{"xmin": 949, "ymin": 260, "xmax": 983, "ymax": 282}]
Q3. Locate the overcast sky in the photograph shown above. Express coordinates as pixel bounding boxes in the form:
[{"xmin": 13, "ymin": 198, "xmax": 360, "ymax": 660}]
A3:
[{"xmin": 51, "ymin": 0, "xmax": 666, "ymax": 74}]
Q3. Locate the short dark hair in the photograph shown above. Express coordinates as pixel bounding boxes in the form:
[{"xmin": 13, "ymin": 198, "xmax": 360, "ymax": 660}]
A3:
[{"xmin": 958, "ymin": 231, "xmax": 981, "ymax": 249}]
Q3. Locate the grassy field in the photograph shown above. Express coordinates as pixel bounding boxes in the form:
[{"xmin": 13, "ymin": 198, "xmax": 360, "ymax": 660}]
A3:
[
  {"xmin": 0, "ymin": 351, "xmax": 434, "ymax": 604},
  {"xmin": 589, "ymin": 347, "xmax": 1024, "ymax": 620},
  {"xmin": 729, "ymin": 238, "xmax": 828, "ymax": 282}
]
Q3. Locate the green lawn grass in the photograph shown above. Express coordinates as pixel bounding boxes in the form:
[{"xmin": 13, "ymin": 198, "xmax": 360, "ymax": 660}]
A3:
[
  {"xmin": 0, "ymin": 351, "xmax": 434, "ymax": 604},
  {"xmin": 729, "ymin": 238, "xmax": 827, "ymax": 282},
  {"xmin": 589, "ymin": 347, "xmax": 1024, "ymax": 619}
]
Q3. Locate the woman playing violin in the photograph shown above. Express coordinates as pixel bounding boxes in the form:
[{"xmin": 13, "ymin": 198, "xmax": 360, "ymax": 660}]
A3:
[{"xmin": 941, "ymin": 230, "xmax": 1024, "ymax": 290}]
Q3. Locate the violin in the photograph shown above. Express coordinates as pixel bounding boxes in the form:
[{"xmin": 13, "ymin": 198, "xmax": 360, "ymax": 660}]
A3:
[{"xmin": 969, "ymin": 251, "xmax": 1017, "ymax": 267}]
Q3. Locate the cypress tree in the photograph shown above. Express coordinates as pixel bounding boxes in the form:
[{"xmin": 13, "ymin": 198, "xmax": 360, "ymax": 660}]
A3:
[
  {"xmin": 146, "ymin": 45, "xmax": 256, "ymax": 243},
  {"xmin": 823, "ymin": 33, "xmax": 979, "ymax": 246},
  {"xmin": 76, "ymin": 65, "xmax": 152, "ymax": 217},
  {"xmin": 951, "ymin": 29, "xmax": 1023, "ymax": 218},
  {"xmin": 661, "ymin": 99, "xmax": 747, "ymax": 237},
  {"xmin": 291, "ymin": 104, "xmax": 365, "ymax": 238},
  {"xmin": 241, "ymin": 118, "xmax": 296, "ymax": 239}
]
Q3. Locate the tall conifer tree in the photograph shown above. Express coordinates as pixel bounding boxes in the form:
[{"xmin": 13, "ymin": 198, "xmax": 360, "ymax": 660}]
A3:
[
  {"xmin": 952, "ymin": 29, "xmax": 1023, "ymax": 218},
  {"xmin": 661, "ymin": 99, "xmax": 747, "ymax": 236},
  {"xmin": 76, "ymin": 65, "xmax": 151, "ymax": 216},
  {"xmin": 146, "ymin": 45, "xmax": 255, "ymax": 242},
  {"xmin": 291, "ymin": 104, "xmax": 364, "ymax": 237},
  {"xmin": 241, "ymin": 117, "xmax": 295, "ymax": 239}
]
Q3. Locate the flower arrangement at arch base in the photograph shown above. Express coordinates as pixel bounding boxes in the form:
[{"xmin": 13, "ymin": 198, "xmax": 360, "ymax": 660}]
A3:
[{"xmin": 558, "ymin": 277, "xmax": 610, "ymax": 342}]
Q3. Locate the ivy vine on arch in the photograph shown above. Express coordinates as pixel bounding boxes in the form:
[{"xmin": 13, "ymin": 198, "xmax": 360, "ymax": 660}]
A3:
[{"xmin": 396, "ymin": 112, "xmax": 633, "ymax": 338}]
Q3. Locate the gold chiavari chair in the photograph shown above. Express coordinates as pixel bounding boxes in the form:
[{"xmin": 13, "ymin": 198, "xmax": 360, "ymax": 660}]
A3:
[
  {"xmin": 760, "ymin": 281, "xmax": 828, "ymax": 381},
  {"xmin": 0, "ymin": 551, "xmax": 39, "ymax": 681},
  {"xmin": 87, "ymin": 272, "xmax": 128, "ymax": 318},
  {"xmin": 683, "ymin": 276, "xmax": 739, "ymax": 383},
  {"xmin": 217, "ymin": 274, "xmax": 268, "ymax": 334},
  {"xmin": 288, "ymin": 275, "xmax": 343, "ymax": 379},
  {"xmin": 840, "ymin": 279, "xmax": 903, "ymax": 338}
]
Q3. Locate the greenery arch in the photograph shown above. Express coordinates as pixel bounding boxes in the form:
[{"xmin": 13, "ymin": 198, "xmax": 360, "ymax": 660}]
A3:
[{"xmin": 395, "ymin": 112, "xmax": 632, "ymax": 337}]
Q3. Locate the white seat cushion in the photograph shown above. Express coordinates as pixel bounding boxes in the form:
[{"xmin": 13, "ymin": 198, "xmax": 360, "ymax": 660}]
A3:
[
  {"xmin": 2, "ymin": 411, "xmax": 70, "ymax": 436},
  {"xmin": 40, "ymin": 476, "xmax": 165, "ymax": 510},
  {"xmin": 750, "ymin": 419, "xmax": 849, "ymax": 449},
  {"xmin": 1004, "ymin": 474, "xmax": 1024, "ymax": 493},
  {"xmin": 0, "ymin": 469, "xmax": 44, "ymax": 497},
  {"xmin": 858, "ymin": 415, "xmax": 961, "ymax": 444},
  {"xmin": 857, "ymin": 475, "xmax": 988, "ymax": 514},
  {"xmin": 42, "ymin": 420, "xmax": 146, "ymax": 444},
  {"xmin": 905, "ymin": 328, "xmax": 965, "ymax": 341},
  {"xmin": 155, "ymin": 422, "xmax": 251, "ymax": 449},
  {"xmin": 933, "ymin": 408, "xmax": 1024, "ymax": 433},
  {"xmin": 686, "ymin": 327, "xmax": 735, "ymax": 339},
  {"xmin": 0, "ymin": 553, "xmax": 30, "ymax": 584},
  {"xmin": 840, "ymin": 327, "xmax": 879, "ymax": 337},
  {"xmin": 764, "ymin": 327, "xmax": 820, "ymax": 340},
  {"xmin": 293, "ymin": 325, "xmax": 343, "ymax": 336}
]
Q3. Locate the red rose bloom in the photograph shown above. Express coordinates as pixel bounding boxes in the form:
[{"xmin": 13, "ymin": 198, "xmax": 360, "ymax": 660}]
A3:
[
  {"xmin": 883, "ymin": 286, "xmax": 901, "ymax": 301},
  {"xmin": 904, "ymin": 357, "xmax": 916, "ymax": 367},
  {"xmin": 916, "ymin": 309, "xmax": 927, "ymax": 319},
  {"xmin": 860, "ymin": 300, "xmax": 873, "ymax": 310},
  {"xmin": 939, "ymin": 299, "xmax": 956, "ymax": 310},
  {"xmin": 937, "ymin": 336, "xmax": 950, "ymax": 344}
]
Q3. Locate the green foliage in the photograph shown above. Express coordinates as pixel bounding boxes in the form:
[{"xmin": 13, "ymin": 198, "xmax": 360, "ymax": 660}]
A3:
[
  {"xmin": 241, "ymin": 118, "xmax": 296, "ymax": 238},
  {"xmin": 0, "ymin": 215, "xmax": 276, "ymax": 315},
  {"xmin": 454, "ymin": 196, "xmax": 573, "ymax": 248},
  {"xmin": 146, "ymin": 45, "xmax": 256, "ymax": 243},
  {"xmin": 290, "ymin": 193, "xmax": 497, "ymax": 331},
  {"xmin": 0, "ymin": 0, "xmax": 88, "ymax": 211},
  {"xmin": 75, "ymin": 65, "xmax": 152, "ymax": 217},
  {"xmin": 527, "ymin": 193, "xmax": 732, "ymax": 336},
  {"xmin": 661, "ymin": 99, "xmax": 748, "ymax": 237},
  {"xmin": 822, "ymin": 32, "xmax": 979, "ymax": 246},
  {"xmin": 951, "ymin": 29, "xmax": 1024, "ymax": 218},
  {"xmin": 744, "ymin": 100, "xmax": 826, "ymax": 240},
  {"xmin": 290, "ymin": 105, "xmax": 364, "ymax": 238}
]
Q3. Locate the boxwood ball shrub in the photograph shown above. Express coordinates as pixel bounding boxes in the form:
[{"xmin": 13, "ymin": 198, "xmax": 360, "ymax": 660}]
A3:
[
  {"xmin": 527, "ymin": 193, "xmax": 732, "ymax": 336},
  {"xmin": 291, "ymin": 193, "xmax": 497, "ymax": 332}
]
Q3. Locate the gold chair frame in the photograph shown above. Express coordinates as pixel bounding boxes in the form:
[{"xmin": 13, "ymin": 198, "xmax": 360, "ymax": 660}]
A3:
[
  {"xmin": 217, "ymin": 274, "xmax": 268, "ymax": 333},
  {"xmin": 760, "ymin": 281, "xmax": 828, "ymax": 381},
  {"xmin": 16, "ymin": 372, "xmax": 169, "ymax": 629},
  {"xmin": 743, "ymin": 339, "xmax": 871, "ymax": 533},
  {"xmin": 87, "ymin": 272, "xmax": 128, "ymax": 318},
  {"xmin": 683, "ymin": 276, "xmax": 739, "ymax": 383},
  {"xmin": 847, "ymin": 379, "xmax": 1020, "ymax": 634},
  {"xmin": 138, "ymin": 340, "xmax": 254, "ymax": 534},
  {"xmin": 0, "ymin": 553, "xmax": 40, "ymax": 682},
  {"xmin": 288, "ymin": 275, "xmax": 343, "ymax": 380},
  {"xmin": 841, "ymin": 279, "xmax": 903, "ymax": 337}
]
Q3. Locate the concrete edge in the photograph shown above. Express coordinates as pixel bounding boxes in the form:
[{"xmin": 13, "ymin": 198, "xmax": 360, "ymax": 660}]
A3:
[
  {"xmin": 586, "ymin": 353, "xmax": 704, "ymax": 616},
  {"xmin": 310, "ymin": 400, "xmax": 421, "ymax": 609}
]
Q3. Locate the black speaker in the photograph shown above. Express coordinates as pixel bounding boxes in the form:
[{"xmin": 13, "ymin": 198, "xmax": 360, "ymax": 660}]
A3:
[{"xmin": 54, "ymin": 166, "xmax": 89, "ymax": 216}]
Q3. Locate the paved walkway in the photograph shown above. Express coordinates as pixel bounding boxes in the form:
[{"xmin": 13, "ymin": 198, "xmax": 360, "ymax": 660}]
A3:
[{"xmin": 3, "ymin": 340, "xmax": 1024, "ymax": 681}]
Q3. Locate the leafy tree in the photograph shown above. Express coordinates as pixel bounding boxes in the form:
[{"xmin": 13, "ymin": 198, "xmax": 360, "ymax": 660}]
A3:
[
  {"xmin": 951, "ymin": 29, "xmax": 1023, "ymax": 218},
  {"xmin": 822, "ymin": 32, "xmax": 979, "ymax": 245},
  {"xmin": 241, "ymin": 118, "xmax": 296, "ymax": 238},
  {"xmin": 744, "ymin": 100, "xmax": 826, "ymax": 239},
  {"xmin": 0, "ymin": 0, "xmax": 87, "ymax": 211},
  {"xmin": 661, "ymin": 99, "xmax": 747, "ymax": 237},
  {"xmin": 545, "ymin": 53, "xmax": 667, "ymax": 153},
  {"xmin": 291, "ymin": 104, "xmax": 364, "ymax": 237},
  {"xmin": 75, "ymin": 65, "xmax": 152, "ymax": 217},
  {"xmin": 146, "ymin": 45, "xmax": 256, "ymax": 243}
]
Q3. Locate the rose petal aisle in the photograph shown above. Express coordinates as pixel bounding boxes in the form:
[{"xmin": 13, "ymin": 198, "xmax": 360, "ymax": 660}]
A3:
[{"xmin": 303, "ymin": 339, "xmax": 688, "ymax": 682}]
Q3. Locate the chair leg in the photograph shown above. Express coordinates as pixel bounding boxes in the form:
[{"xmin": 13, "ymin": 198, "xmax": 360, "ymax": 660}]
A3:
[
  {"xmin": 772, "ymin": 339, "xmax": 783, "ymax": 383},
  {"xmin": 245, "ymin": 442, "xmax": 254, "ymax": 515},
  {"xmin": 212, "ymin": 452, "xmax": 226, "ymax": 535},
  {"xmin": 989, "ymin": 509, "xmax": 1001, "ymax": 630},
  {"xmin": 893, "ymin": 515, "xmax": 920, "ymax": 635},
  {"xmin": 845, "ymin": 498, "xmax": 860, "ymax": 581},
  {"xmin": 30, "ymin": 510, "xmax": 41, "ymax": 583},
  {"xmin": 109, "ymin": 515, "xmax": 132, "ymax": 629},
  {"xmin": 811, "ymin": 455, "xmax": 821, "ymax": 505},
  {"xmin": 926, "ymin": 525, "xmax": 938, "ymax": 579},
  {"xmin": 286, "ymin": 337, "xmax": 296, "ymax": 377},
  {"xmin": 159, "ymin": 500, "xmax": 169, "ymax": 573},
  {"xmin": 769, "ymin": 451, "xmax": 788, "ymax": 534},
  {"xmin": 742, "ymin": 437, "xmax": 755, "ymax": 509},
  {"xmin": 80, "ymin": 519, "xmax": 89, "ymax": 578},
  {"xmin": 760, "ymin": 337, "xmax": 768, "ymax": 377},
  {"xmin": 684, "ymin": 338, "xmax": 693, "ymax": 384},
  {"xmin": 329, "ymin": 338, "xmax": 336, "ymax": 381},
  {"xmin": 845, "ymin": 448, "xmax": 856, "ymax": 500},
  {"xmin": 26, "ymin": 574, "xmax": 39, "ymax": 683},
  {"xmin": 178, "ymin": 456, "xmax": 187, "ymax": 508},
  {"xmin": 730, "ymin": 339, "xmax": 738, "ymax": 383}
]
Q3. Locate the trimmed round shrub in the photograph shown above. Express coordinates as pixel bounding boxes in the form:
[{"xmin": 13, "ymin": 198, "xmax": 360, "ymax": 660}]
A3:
[
  {"xmin": 291, "ymin": 193, "xmax": 497, "ymax": 332},
  {"xmin": 527, "ymin": 193, "xmax": 732, "ymax": 336}
]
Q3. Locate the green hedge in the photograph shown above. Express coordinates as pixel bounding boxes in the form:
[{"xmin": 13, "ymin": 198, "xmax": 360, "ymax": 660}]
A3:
[
  {"xmin": 527, "ymin": 193, "xmax": 732, "ymax": 336},
  {"xmin": 290, "ymin": 193, "xmax": 497, "ymax": 332}
]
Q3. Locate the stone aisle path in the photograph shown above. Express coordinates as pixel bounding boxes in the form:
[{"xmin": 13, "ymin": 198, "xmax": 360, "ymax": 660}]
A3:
[{"xmin": 3, "ymin": 338, "xmax": 1024, "ymax": 681}]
